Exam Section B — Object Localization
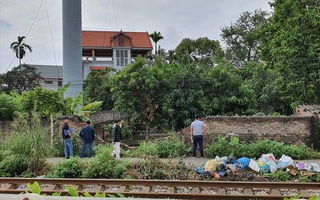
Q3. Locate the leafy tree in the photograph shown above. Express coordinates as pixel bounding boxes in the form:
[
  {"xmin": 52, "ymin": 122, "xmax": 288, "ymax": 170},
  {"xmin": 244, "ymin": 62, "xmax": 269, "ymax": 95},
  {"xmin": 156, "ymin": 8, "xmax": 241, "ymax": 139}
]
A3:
[
  {"xmin": 149, "ymin": 31, "xmax": 164, "ymax": 55},
  {"xmin": 240, "ymin": 62, "xmax": 286, "ymax": 114},
  {"xmin": 201, "ymin": 62, "xmax": 256, "ymax": 116},
  {"xmin": 0, "ymin": 93, "xmax": 18, "ymax": 120},
  {"xmin": 260, "ymin": 0, "xmax": 320, "ymax": 107},
  {"xmin": 110, "ymin": 57, "xmax": 164, "ymax": 140},
  {"xmin": 162, "ymin": 63, "xmax": 207, "ymax": 130},
  {"xmin": 83, "ymin": 68, "xmax": 114, "ymax": 110},
  {"xmin": 166, "ymin": 49, "xmax": 177, "ymax": 64},
  {"xmin": 174, "ymin": 37, "xmax": 224, "ymax": 67},
  {"xmin": 221, "ymin": 9, "xmax": 269, "ymax": 67},
  {"xmin": 2, "ymin": 64, "xmax": 43, "ymax": 94},
  {"xmin": 20, "ymin": 87, "xmax": 64, "ymax": 117},
  {"xmin": 10, "ymin": 36, "xmax": 32, "ymax": 68}
]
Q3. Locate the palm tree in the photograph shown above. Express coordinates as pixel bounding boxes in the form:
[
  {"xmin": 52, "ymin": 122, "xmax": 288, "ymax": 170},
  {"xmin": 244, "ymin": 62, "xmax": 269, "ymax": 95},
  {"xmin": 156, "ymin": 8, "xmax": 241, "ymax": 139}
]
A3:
[
  {"xmin": 10, "ymin": 36, "xmax": 32, "ymax": 68},
  {"xmin": 149, "ymin": 31, "xmax": 164, "ymax": 55}
]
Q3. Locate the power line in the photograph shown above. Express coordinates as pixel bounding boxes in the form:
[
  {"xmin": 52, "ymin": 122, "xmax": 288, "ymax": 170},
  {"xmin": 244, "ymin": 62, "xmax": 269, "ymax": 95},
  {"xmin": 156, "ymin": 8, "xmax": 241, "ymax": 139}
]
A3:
[
  {"xmin": 44, "ymin": 0, "xmax": 59, "ymax": 78},
  {"xmin": 4, "ymin": 0, "xmax": 44, "ymax": 73}
]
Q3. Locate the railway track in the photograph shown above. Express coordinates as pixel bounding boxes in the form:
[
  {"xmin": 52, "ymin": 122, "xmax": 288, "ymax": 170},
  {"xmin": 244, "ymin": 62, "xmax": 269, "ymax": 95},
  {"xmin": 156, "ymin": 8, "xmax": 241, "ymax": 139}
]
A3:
[{"xmin": 0, "ymin": 178, "xmax": 319, "ymax": 199}]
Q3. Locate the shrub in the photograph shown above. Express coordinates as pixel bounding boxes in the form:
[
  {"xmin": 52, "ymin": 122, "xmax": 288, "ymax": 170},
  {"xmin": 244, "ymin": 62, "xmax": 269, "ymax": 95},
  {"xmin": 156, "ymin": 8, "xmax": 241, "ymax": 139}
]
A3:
[
  {"xmin": 47, "ymin": 157, "xmax": 85, "ymax": 178},
  {"xmin": 205, "ymin": 136, "xmax": 318, "ymax": 159},
  {"xmin": 154, "ymin": 133, "xmax": 191, "ymax": 158},
  {"xmin": 0, "ymin": 116, "xmax": 50, "ymax": 176},
  {"xmin": 82, "ymin": 145, "xmax": 128, "ymax": 178},
  {"xmin": 264, "ymin": 170, "xmax": 293, "ymax": 182},
  {"xmin": 124, "ymin": 156, "xmax": 192, "ymax": 180},
  {"xmin": 0, "ymin": 93, "xmax": 18, "ymax": 120}
]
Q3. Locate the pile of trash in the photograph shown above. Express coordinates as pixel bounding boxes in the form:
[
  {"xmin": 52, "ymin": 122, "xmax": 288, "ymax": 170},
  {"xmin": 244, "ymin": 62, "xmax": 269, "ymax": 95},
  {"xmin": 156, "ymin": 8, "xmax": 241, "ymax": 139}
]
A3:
[{"xmin": 193, "ymin": 154, "xmax": 320, "ymax": 179}]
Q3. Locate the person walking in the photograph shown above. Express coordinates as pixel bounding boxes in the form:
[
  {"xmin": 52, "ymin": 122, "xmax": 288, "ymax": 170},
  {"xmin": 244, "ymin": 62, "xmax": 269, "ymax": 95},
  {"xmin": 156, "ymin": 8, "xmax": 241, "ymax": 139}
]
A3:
[
  {"xmin": 111, "ymin": 119, "xmax": 122, "ymax": 159},
  {"xmin": 190, "ymin": 114, "xmax": 208, "ymax": 158},
  {"xmin": 62, "ymin": 117, "xmax": 73, "ymax": 159},
  {"xmin": 79, "ymin": 120, "xmax": 96, "ymax": 158}
]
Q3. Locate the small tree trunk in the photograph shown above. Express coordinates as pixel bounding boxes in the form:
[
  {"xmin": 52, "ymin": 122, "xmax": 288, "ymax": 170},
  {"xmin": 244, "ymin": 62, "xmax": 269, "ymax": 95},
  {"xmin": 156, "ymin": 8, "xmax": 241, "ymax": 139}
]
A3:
[
  {"xmin": 50, "ymin": 114, "xmax": 54, "ymax": 147},
  {"xmin": 145, "ymin": 122, "xmax": 150, "ymax": 142}
]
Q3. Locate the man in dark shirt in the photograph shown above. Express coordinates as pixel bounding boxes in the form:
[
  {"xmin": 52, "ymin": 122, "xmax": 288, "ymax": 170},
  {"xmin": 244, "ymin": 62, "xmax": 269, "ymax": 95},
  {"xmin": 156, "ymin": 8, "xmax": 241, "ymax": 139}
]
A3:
[
  {"xmin": 79, "ymin": 120, "xmax": 96, "ymax": 158},
  {"xmin": 62, "ymin": 117, "xmax": 73, "ymax": 159},
  {"xmin": 111, "ymin": 119, "xmax": 122, "ymax": 159}
]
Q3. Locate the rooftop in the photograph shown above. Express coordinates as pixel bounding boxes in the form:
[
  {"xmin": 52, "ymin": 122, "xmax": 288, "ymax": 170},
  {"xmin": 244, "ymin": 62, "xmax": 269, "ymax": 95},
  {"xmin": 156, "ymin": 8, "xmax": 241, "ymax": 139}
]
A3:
[{"xmin": 82, "ymin": 30, "xmax": 153, "ymax": 49}]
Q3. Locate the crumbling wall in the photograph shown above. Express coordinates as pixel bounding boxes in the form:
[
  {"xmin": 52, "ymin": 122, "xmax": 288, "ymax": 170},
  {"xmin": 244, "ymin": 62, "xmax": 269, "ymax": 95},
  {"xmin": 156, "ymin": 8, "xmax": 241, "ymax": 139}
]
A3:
[{"xmin": 179, "ymin": 116, "xmax": 319, "ymax": 150}]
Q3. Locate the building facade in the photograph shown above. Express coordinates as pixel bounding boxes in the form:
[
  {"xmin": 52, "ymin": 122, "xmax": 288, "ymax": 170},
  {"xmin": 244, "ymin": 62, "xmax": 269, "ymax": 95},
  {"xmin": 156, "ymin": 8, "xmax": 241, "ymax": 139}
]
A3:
[{"xmin": 34, "ymin": 30, "xmax": 153, "ymax": 90}]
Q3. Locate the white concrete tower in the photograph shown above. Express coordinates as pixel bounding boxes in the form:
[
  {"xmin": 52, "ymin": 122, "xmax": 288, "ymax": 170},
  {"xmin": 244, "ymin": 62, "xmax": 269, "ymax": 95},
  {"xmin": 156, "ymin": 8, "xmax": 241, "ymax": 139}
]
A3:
[{"xmin": 62, "ymin": 0, "xmax": 82, "ymax": 99}]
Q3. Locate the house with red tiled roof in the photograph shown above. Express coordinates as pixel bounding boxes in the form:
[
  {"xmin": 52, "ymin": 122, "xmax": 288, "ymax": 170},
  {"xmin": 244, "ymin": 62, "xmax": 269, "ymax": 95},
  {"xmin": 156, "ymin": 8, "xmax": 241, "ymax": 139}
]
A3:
[
  {"xmin": 32, "ymin": 30, "xmax": 152, "ymax": 90},
  {"xmin": 82, "ymin": 30, "xmax": 153, "ymax": 77}
]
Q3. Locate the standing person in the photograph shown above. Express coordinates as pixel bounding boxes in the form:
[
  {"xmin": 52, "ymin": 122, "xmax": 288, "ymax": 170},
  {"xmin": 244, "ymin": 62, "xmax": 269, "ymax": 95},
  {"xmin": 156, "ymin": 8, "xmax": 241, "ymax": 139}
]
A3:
[
  {"xmin": 111, "ymin": 119, "xmax": 122, "ymax": 159},
  {"xmin": 190, "ymin": 114, "xmax": 208, "ymax": 158},
  {"xmin": 62, "ymin": 117, "xmax": 73, "ymax": 159},
  {"xmin": 79, "ymin": 120, "xmax": 95, "ymax": 158}
]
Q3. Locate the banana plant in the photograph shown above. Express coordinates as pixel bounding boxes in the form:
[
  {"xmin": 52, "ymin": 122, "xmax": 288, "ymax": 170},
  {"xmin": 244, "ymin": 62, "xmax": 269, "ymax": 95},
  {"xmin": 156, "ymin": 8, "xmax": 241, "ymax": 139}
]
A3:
[{"xmin": 65, "ymin": 91, "xmax": 103, "ymax": 123}]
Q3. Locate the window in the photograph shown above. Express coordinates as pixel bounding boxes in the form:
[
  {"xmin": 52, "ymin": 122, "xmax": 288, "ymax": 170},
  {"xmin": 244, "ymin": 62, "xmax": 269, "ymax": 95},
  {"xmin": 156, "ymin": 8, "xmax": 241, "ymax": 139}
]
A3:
[
  {"xmin": 58, "ymin": 79, "xmax": 62, "ymax": 87},
  {"xmin": 44, "ymin": 81, "xmax": 53, "ymax": 84},
  {"xmin": 116, "ymin": 49, "xmax": 129, "ymax": 67}
]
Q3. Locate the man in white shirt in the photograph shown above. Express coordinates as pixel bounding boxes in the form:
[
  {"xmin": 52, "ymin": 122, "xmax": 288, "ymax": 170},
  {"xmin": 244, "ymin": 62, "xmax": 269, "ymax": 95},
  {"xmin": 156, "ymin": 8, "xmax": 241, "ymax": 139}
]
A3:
[{"xmin": 190, "ymin": 114, "xmax": 208, "ymax": 158}]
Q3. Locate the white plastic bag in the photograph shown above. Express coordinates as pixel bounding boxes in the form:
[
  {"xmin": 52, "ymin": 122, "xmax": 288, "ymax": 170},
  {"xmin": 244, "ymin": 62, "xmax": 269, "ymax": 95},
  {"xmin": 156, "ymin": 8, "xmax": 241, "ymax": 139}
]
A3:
[
  {"xmin": 248, "ymin": 159, "xmax": 260, "ymax": 172},
  {"xmin": 279, "ymin": 155, "xmax": 293, "ymax": 165}
]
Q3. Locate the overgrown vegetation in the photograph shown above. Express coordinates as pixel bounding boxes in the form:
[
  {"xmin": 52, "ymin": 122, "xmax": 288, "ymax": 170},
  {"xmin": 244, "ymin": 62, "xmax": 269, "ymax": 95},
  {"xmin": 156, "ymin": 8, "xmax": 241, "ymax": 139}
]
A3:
[
  {"xmin": 123, "ymin": 156, "xmax": 192, "ymax": 180},
  {"xmin": 47, "ymin": 157, "xmax": 84, "ymax": 178},
  {"xmin": 0, "ymin": 115, "xmax": 50, "ymax": 177},
  {"xmin": 205, "ymin": 136, "xmax": 320, "ymax": 159},
  {"xmin": 82, "ymin": 145, "xmax": 127, "ymax": 179},
  {"xmin": 122, "ymin": 133, "xmax": 191, "ymax": 158}
]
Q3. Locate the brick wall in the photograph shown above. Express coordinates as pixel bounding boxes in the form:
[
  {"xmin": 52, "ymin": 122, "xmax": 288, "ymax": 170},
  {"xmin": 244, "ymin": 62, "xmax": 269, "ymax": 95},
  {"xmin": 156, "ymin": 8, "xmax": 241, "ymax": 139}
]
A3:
[
  {"xmin": 90, "ymin": 110, "xmax": 122, "ymax": 124},
  {"xmin": 179, "ymin": 116, "xmax": 320, "ymax": 150}
]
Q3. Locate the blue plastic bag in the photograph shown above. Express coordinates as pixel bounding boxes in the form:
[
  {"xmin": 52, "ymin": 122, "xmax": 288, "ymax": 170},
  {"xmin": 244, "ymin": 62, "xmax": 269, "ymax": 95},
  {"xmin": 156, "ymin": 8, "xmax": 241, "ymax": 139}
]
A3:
[{"xmin": 234, "ymin": 157, "xmax": 250, "ymax": 170}]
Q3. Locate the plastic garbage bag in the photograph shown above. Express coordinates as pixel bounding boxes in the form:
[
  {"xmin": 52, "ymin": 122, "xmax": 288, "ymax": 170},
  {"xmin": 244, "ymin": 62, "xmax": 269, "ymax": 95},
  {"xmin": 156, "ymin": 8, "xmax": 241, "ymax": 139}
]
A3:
[
  {"xmin": 258, "ymin": 161, "xmax": 270, "ymax": 173},
  {"xmin": 270, "ymin": 162, "xmax": 278, "ymax": 173},
  {"xmin": 248, "ymin": 159, "xmax": 260, "ymax": 172},
  {"xmin": 279, "ymin": 155, "xmax": 293, "ymax": 165},
  {"xmin": 217, "ymin": 163, "xmax": 227, "ymax": 176},
  {"xmin": 204, "ymin": 159, "xmax": 220, "ymax": 172},
  {"xmin": 295, "ymin": 162, "xmax": 309, "ymax": 170},
  {"xmin": 234, "ymin": 157, "xmax": 250, "ymax": 170},
  {"xmin": 259, "ymin": 153, "xmax": 276, "ymax": 163},
  {"xmin": 215, "ymin": 156, "xmax": 227, "ymax": 163},
  {"xmin": 226, "ymin": 156, "xmax": 237, "ymax": 164},
  {"xmin": 309, "ymin": 163, "xmax": 320, "ymax": 173}
]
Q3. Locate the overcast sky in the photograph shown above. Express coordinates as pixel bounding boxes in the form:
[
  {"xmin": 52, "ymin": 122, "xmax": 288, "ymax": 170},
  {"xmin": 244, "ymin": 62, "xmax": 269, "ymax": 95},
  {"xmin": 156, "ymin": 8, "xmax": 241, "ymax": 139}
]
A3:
[{"xmin": 0, "ymin": 0, "xmax": 272, "ymax": 74}]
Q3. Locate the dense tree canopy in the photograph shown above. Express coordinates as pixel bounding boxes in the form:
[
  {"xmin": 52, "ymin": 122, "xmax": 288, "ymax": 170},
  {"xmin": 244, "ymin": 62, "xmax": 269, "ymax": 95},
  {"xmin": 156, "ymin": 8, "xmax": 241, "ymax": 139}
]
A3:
[
  {"xmin": 110, "ymin": 57, "xmax": 166, "ymax": 139},
  {"xmin": 83, "ymin": 68, "xmax": 114, "ymax": 110},
  {"xmin": 260, "ymin": 0, "xmax": 320, "ymax": 106},
  {"xmin": 1, "ymin": 64, "xmax": 43, "ymax": 94},
  {"xmin": 221, "ymin": 9, "xmax": 269, "ymax": 67},
  {"xmin": 174, "ymin": 37, "xmax": 224, "ymax": 67}
]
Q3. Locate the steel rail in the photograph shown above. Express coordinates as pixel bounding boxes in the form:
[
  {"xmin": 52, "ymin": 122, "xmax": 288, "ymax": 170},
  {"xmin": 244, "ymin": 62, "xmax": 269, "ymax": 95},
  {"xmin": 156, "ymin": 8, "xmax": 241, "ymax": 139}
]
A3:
[{"xmin": 0, "ymin": 178, "xmax": 319, "ymax": 200}]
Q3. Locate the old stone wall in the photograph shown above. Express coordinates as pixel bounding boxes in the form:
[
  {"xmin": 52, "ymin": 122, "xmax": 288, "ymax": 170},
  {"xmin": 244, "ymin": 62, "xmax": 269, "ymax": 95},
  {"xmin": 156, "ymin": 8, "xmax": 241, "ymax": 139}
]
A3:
[
  {"xmin": 90, "ymin": 110, "xmax": 122, "ymax": 124},
  {"xmin": 179, "ymin": 116, "xmax": 319, "ymax": 150}
]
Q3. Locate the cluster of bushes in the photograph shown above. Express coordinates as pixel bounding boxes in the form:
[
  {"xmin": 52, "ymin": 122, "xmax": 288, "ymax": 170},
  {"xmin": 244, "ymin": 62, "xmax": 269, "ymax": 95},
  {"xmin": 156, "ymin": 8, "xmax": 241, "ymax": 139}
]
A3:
[
  {"xmin": 47, "ymin": 145, "xmax": 192, "ymax": 180},
  {"xmin": 1, "ymin": 117, "xmax": 320, "ymax": 181},
  {"xmin": 205, "ymin": 136, "xmax": 320, "ymax": 159},
  {"xmin": 123, "ymin": 133, "xmax": 191, "ymax": 158},
  {"xmin": 0, "ymin": 117, "xmax": 50, "ymax": 177}
]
